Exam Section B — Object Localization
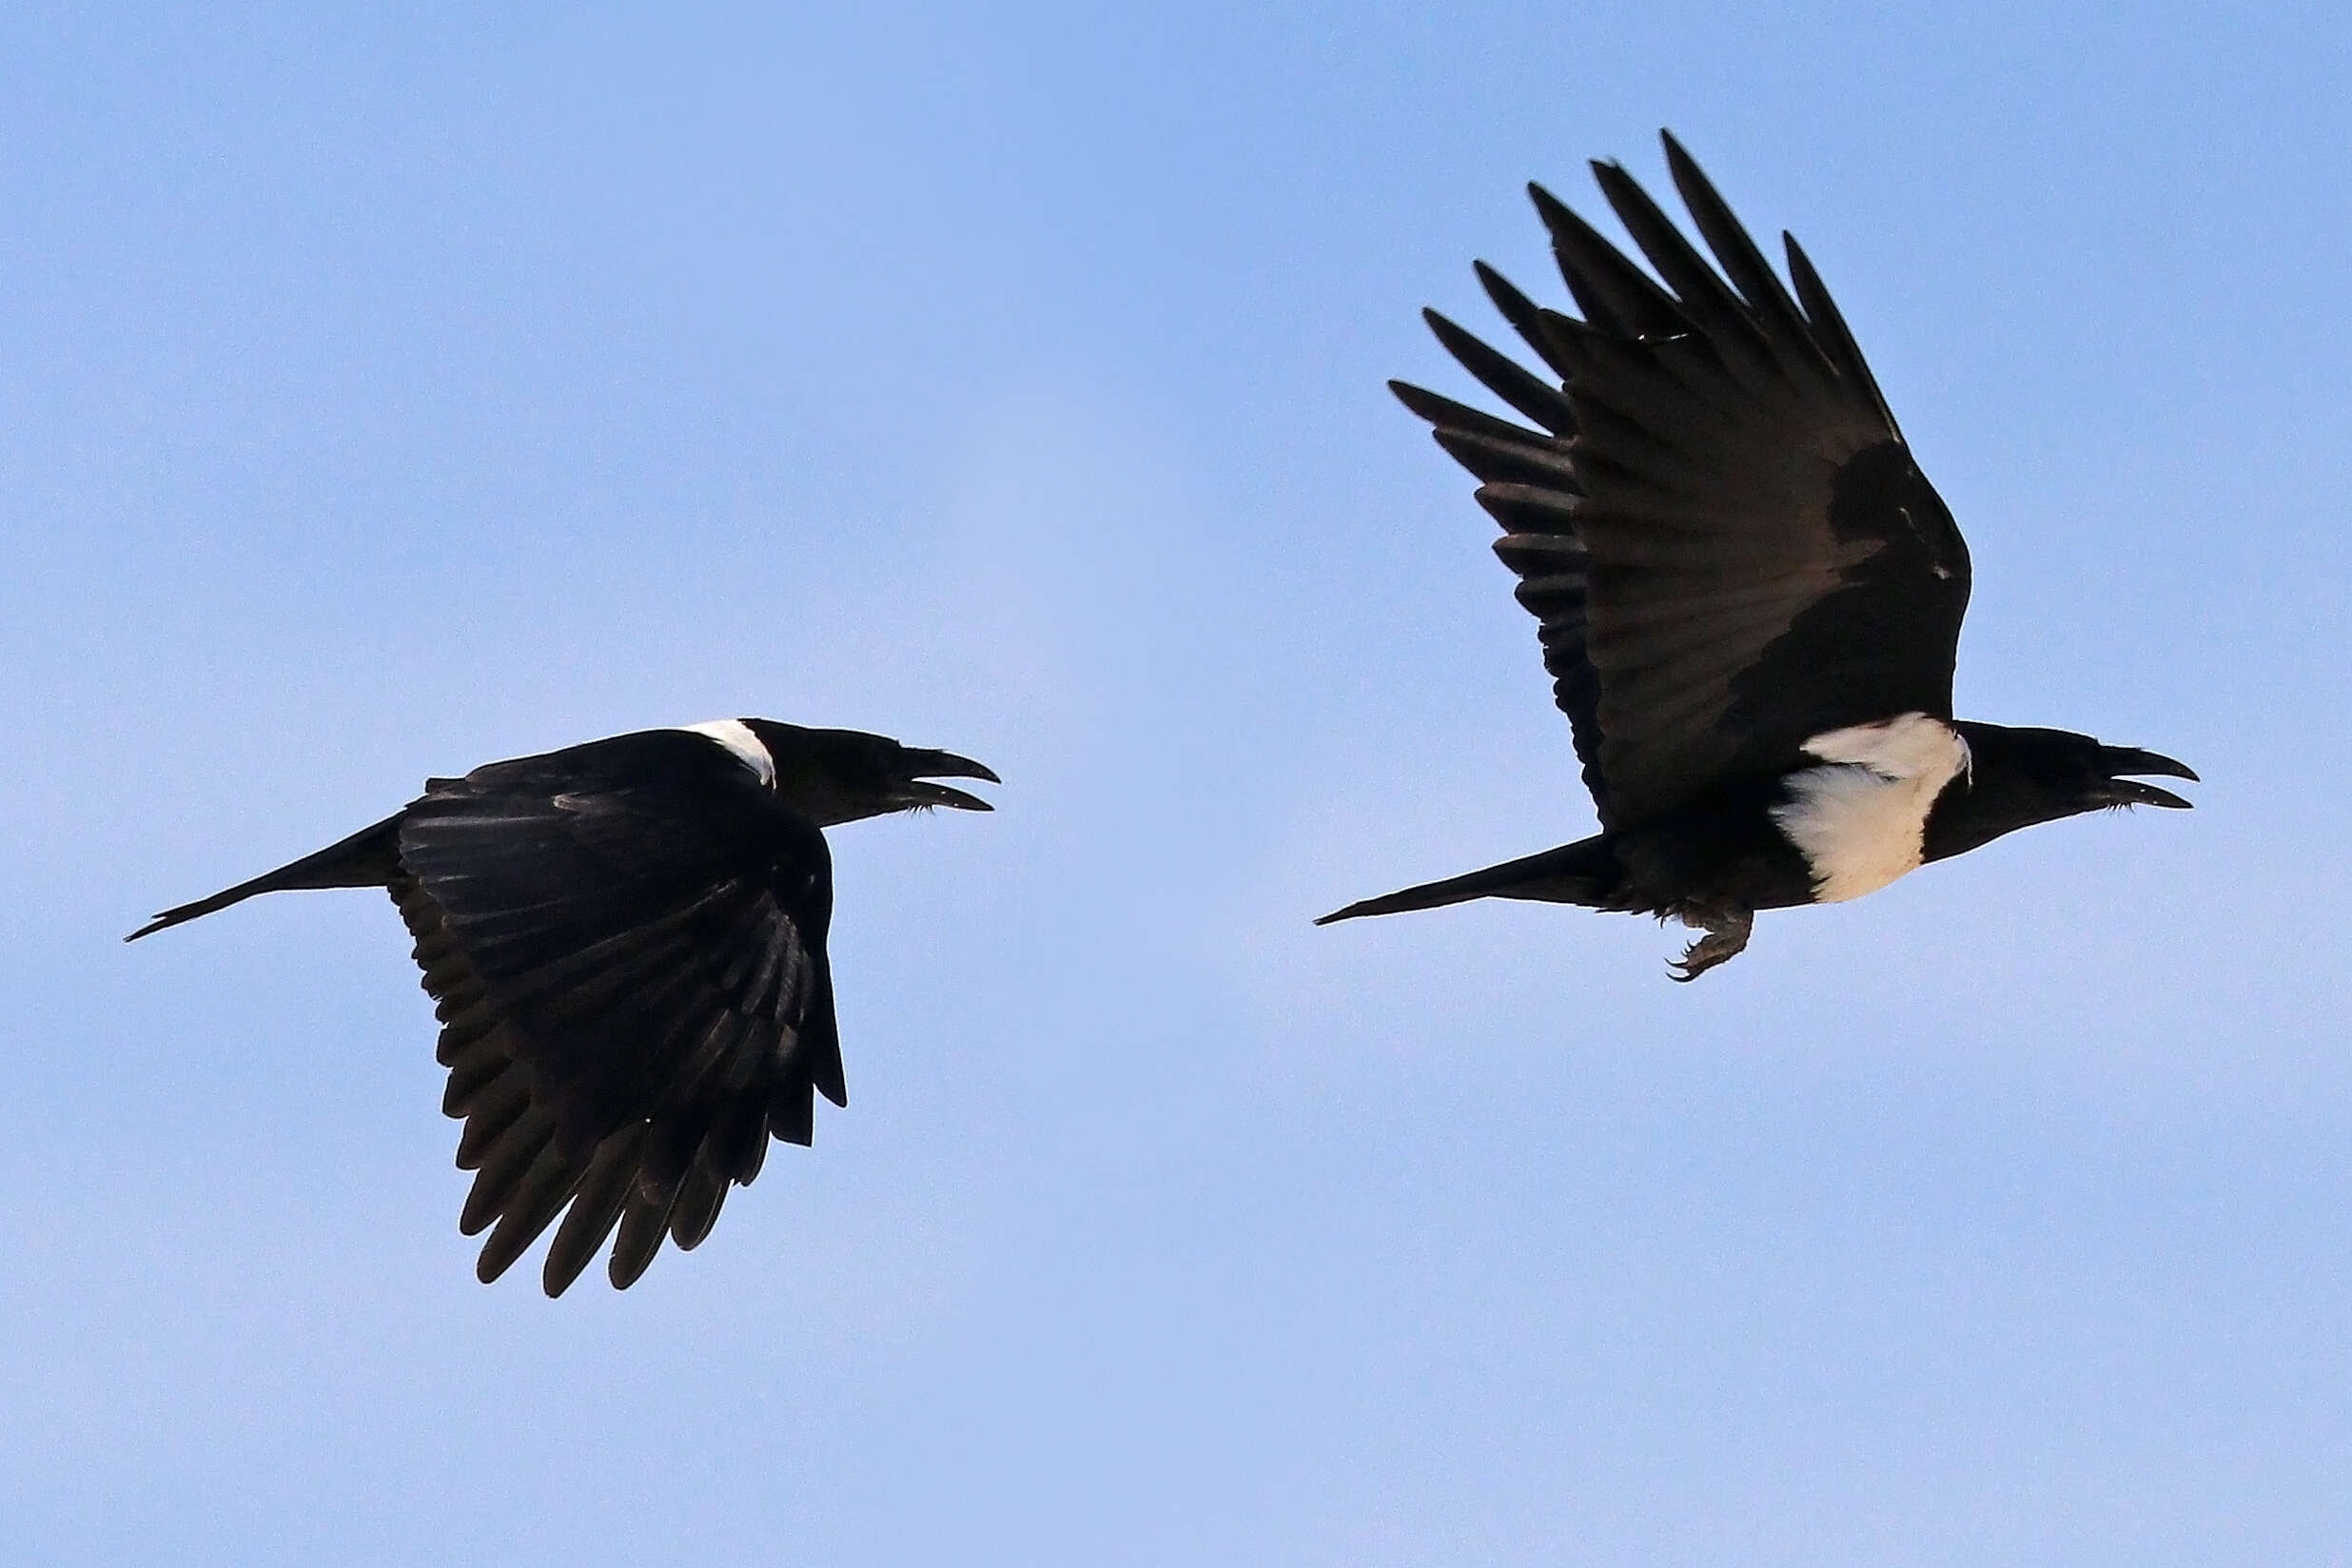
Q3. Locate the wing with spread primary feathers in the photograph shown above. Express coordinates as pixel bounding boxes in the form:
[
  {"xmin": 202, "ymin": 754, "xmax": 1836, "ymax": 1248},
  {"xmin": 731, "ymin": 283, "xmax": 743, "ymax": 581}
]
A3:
[
  {"xmin": 390, "ymin": 730, "xmax": 842, "ymax": 1294},
  {"xmin": 1395, "ymin": 132, "xmax": 1971, "ymax": 827}
]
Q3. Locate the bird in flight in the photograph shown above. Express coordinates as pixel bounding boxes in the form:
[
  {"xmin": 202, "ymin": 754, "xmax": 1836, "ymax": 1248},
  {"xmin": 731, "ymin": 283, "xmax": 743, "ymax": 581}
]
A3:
[
  {"xmin": 129, "ymin": 719, "xmax": 996, "ymax": 1293},
  {"xmin": 1320, "ymin": 132, "xmax": 2195, "ymax": 979}
]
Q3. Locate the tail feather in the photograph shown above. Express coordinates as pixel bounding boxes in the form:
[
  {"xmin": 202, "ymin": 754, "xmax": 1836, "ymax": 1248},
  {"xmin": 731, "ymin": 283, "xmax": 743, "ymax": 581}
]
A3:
[
  {"xmin": 1317, "ymin": 834, "xmax": 1617, "ymax": 924},
  {"xmin": 126, "ymin": 814, "xmax": 405, "ymax": 941}
]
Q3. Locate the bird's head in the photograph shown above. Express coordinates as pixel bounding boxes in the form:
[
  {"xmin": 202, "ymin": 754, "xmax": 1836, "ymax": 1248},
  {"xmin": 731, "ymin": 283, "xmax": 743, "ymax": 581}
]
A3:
[
  {"xmin": 1927, "ymin": 723, "xmax": 2196, "ymax": 861},
  {"xmin": 741, "ymin": 721, "xmax": 999, "ymax": 827}
]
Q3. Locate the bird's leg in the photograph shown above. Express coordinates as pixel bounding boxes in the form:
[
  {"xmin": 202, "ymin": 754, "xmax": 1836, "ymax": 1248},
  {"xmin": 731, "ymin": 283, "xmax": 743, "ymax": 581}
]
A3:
[{"xmin": 1668, "ymin": 905, "xmax": 1753, "ymax": 983}]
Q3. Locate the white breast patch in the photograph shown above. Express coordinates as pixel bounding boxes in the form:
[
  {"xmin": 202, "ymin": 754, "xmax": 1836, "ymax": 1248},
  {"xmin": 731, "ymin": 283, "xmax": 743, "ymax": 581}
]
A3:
[
  {"xmin": 679, "ymin": 719, "xmax": 776, "ymax": 787},
  {"xmin": 1769, "ymin": 713, "xmax": 1971, "ymax": 903}
]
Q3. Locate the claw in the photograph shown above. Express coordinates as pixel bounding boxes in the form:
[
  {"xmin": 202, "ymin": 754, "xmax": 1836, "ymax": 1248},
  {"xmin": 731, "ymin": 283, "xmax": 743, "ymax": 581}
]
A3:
[{"xmin": 1666, "ymin": 906, "xmax": 1753, "ymax": 982}]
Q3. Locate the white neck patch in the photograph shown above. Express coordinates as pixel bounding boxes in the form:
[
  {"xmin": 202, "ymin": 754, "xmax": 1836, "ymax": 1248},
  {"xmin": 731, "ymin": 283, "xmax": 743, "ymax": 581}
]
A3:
[
  {"xmin": 1769, "ymin": 713, "xmax": 1971, "ymax": 903},
  {"xmin": 679, "ymin": 719, "xmax": 776, "ymax": 787}
]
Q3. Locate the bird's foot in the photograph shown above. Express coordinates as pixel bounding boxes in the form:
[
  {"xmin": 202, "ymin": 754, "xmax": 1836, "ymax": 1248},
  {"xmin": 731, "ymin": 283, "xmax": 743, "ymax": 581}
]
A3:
[{"xmin": 1668, "ymin": 907, "xmax": 1753, "ymax": 983}]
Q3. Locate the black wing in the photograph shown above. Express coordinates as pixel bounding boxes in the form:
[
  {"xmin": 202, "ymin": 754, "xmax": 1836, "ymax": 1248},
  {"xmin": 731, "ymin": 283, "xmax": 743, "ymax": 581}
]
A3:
[
  {"xmin": 391, "ymin": 730, "xmax": 843, "ymax": 1295},
  {"xmin": 1396, "ymin": 131, "xmax": 1971, "ymax": 828}
]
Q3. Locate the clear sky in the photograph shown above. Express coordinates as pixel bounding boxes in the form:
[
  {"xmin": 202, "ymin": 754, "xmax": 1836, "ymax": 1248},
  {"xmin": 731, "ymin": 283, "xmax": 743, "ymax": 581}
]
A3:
[{"xmin": 5, "ymin": 2, "xmax": 2348, "ymax": 1563}]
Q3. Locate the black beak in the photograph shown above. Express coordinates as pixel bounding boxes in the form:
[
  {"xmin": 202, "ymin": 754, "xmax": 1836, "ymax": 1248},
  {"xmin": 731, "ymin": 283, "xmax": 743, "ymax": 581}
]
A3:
[
  {"xmin": 2097, "ymin": 747, "xmax": 2198, "ymax": 810},
  {"xmin": 897, "ymin": 749, "xmax": 1000, "ymax": 812}
]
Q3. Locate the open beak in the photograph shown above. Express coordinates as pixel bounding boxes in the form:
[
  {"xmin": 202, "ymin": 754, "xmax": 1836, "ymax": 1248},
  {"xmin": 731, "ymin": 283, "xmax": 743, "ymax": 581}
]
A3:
[
  {"xmin": 2097, "ymin": 747, "xmax": 2198, "ymax": 810},
  {"xmin": 897, "ymin": 749, "xmax": 1000, "ymax": 812}
]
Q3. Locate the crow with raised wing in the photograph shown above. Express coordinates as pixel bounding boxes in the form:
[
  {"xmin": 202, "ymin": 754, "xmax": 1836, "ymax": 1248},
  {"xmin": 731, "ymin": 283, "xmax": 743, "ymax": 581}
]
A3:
[{"xmin": 1320, "ymin": 133, "xmax": 2194, "ymax": 978}]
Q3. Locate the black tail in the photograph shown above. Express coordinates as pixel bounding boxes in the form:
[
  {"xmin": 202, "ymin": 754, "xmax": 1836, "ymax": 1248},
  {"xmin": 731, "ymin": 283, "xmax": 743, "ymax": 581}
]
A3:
[
  {"xmin": 1316, "ymin": 834, "xmax": 1617, "ymax": 924},
  {"xmin": 126, "ymin": 814, "xmax": 405, "ymax": 941}
]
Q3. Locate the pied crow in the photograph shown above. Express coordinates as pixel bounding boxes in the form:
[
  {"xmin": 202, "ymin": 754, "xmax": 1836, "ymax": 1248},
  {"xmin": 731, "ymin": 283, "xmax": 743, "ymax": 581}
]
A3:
[
  {"xmin": 128, "ymin": 719, "xmax": 997, "ymax": 1293},
  {"xmin": 1320, "ymin": 132, "xmax": 2195, "ymax": 979}
]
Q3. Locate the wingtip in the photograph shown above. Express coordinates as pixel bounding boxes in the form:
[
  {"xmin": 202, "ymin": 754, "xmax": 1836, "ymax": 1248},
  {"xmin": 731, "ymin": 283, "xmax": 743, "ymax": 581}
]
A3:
[
  {"xmin": 1472, "ymin": 259, "xmax": 1529, "ymax": 322},
  {"xmin": 1657, "ymin": 129, "xmax": 1705, "ymax": 189},
  {"xmin": 608, "ymin": 1238, "xmax": 661, "ymax": 1291},
  {"xmin": 1419, "ymin": 305, "xmax": 1466, "ymax": 344},
  {"xmin": 1472, "ymin": 259, "xmax": 1528, "ymax": 310},
  {"xmin": 1781, "ymin": 230, "xmax": 1823, "ymax": 294},
  {"xmin": 1587, "ymin": 156, "xmax": 1637, "ymax": 201},
  {"xmin": 539, "ymin": 1242, "xmax": 590, "ymax": 1298},
  {"xmin": 1386, "ymin": 379, "xmax": 1448, "ymax": 424}
]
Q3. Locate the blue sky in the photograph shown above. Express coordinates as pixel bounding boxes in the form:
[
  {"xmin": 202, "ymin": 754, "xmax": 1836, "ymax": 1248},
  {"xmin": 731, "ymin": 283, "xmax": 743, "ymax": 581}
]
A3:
[{"xmin": 5, "ymin": 2, "xmax": 2349, "ymax": 1562}]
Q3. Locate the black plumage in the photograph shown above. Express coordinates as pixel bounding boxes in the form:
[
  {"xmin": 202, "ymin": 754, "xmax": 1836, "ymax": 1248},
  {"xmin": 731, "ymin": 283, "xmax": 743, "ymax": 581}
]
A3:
[
  {"xmin": 1321, "ymin": 133, "xmax": 2195, "ymax": 978},
  {"xmin": 130, "ymin": 720, "xmax": 995, "ymax": 1293}
]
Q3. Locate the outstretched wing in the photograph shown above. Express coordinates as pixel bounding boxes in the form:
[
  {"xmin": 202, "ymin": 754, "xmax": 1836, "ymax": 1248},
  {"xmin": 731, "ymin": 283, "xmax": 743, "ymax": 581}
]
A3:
[
  {"xmin": 390, "ymin": 730, "xmax": 843, "ymax": 1295},
  {"xmin": 1396, "ymin": 131, "xmax": 1971, "ymax": 828}
]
